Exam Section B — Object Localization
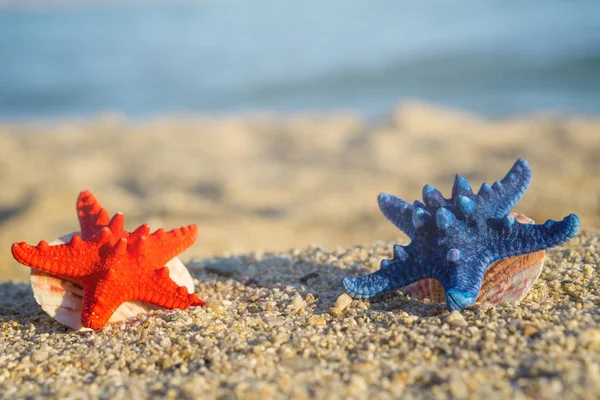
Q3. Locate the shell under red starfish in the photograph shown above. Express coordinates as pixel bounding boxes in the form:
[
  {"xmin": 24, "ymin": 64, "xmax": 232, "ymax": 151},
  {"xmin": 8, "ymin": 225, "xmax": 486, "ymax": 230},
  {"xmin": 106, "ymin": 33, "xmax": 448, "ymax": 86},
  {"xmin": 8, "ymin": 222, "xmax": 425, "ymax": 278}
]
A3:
[{"xmin": 11, "ymin": 190, "xmax": 205, "ymax": 330}]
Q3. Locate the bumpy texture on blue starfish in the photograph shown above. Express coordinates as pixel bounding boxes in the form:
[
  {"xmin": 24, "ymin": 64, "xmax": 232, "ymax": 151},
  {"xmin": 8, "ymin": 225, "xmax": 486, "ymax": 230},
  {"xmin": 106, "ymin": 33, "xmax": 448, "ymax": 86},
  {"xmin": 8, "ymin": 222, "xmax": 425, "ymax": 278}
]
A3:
[{"xmin": 342, "ymin": 159, "xmax": 580, "ymax": 311}]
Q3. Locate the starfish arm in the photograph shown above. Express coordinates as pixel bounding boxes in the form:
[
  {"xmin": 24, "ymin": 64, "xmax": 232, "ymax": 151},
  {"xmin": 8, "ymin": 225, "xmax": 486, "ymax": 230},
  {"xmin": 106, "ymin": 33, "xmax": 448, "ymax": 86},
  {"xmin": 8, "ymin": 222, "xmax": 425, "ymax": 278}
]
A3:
[
  {"xmin": 441, "ymin": 255, "xmax": 489, "ymax": 311},
  {"xmin": 76, "ymin": 190, "xmax": 112, "ymax": 240},
  {"xmin": 377, "ymin": 193, "xmax": 416, "ymax": 239},
  {"xmin": 143, "ymin": 224, "xmax": 199, "ymax": 266},
  {"xmin": 80, "ymin": 276, "xmax": 129, "ymax": 330},
  {"xmin": 342, "ymin": 245, "xmax": 427, "ymax": 298},
  {"xmin": 478, "ymin": 159, "xmax": 532, "ymax": 218},
  {"xmin": 11, "ymin": 237, "xmax": 99, "ymax": 277},
  {"xmin": 133, "ymin": 267, "xmax": 205, "ymax": 309},
  {"xmin": 494, "ymin": 213, "xmax": 580, "ymax": 258},
  {"xmin": 442, "ymin": 258, "xmax": 491, "ymax": 311}
]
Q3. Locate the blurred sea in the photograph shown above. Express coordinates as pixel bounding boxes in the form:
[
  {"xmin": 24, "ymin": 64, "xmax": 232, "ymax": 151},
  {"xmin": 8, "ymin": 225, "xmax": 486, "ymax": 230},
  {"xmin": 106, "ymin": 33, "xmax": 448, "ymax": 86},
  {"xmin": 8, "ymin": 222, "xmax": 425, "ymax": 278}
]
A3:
[{"xmin": 0, "ymin": 0, "xmax": 599, "ymax": 120}]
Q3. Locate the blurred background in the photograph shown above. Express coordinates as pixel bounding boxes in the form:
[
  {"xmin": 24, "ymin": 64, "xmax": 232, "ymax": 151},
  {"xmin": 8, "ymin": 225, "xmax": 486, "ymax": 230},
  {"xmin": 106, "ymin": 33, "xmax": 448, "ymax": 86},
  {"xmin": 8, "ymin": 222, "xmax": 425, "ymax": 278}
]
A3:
[
  {"xmin": 1, "ymin": 0, "xmax": 600, "ymax": 119},
  {"xmin": 0, "ymin": 0, "xmax": 599, "ymax": 281}
]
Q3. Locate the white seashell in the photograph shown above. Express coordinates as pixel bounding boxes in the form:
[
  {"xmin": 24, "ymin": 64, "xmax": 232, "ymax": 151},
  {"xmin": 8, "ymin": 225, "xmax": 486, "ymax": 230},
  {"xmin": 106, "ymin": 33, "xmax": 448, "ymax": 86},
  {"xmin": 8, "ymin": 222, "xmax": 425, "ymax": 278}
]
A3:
[{"xmin": 30, "ymin": 231, "xmax": 195, "ymax": 331}]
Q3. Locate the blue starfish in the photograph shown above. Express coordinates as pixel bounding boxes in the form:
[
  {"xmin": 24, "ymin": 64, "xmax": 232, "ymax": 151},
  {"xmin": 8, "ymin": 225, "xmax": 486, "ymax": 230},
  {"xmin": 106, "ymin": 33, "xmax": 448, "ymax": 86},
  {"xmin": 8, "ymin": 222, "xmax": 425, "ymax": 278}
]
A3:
[{"xmin": 342, "ymin": 159, "xmax": 580, "ymax": 311}]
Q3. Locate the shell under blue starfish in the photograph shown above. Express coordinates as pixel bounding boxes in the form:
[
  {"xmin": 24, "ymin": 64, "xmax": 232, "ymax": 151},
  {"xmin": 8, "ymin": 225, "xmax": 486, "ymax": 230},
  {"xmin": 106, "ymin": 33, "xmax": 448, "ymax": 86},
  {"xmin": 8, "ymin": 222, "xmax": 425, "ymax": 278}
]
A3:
[{"xmin": 342, "ymin": 159, "xmax": 580, "ymax": 311}]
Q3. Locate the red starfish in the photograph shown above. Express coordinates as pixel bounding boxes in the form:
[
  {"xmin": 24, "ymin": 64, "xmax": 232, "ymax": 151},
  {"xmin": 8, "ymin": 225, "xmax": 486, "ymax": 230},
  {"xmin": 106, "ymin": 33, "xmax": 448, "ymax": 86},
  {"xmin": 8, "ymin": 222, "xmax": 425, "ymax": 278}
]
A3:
[{"xmin": 11, "ymin": 190, "xmax": 205, "ymax": 330}]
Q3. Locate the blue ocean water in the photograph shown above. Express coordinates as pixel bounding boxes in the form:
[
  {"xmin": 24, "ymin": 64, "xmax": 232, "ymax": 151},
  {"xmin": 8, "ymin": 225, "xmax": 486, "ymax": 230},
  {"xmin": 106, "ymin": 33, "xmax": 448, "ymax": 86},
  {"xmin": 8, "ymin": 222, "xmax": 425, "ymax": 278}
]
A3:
[{"xmin": 0, "ymin": 0, "xmax": 599, "ymax": 120}]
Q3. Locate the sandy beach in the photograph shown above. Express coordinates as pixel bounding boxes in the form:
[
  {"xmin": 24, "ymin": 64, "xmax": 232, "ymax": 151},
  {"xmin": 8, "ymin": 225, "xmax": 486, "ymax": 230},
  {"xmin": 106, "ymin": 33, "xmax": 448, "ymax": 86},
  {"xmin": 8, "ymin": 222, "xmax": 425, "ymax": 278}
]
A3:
[
  {"xmin": 1, "ymin": 102, "xmax": 599, "ymax": 282},
  {"xmin": 1, "ymin": 103, "xmax": 599, "ymax": 398},
  {"xmin": 1, "ymin": 230, "xmax": 599, "ymax": 398}
]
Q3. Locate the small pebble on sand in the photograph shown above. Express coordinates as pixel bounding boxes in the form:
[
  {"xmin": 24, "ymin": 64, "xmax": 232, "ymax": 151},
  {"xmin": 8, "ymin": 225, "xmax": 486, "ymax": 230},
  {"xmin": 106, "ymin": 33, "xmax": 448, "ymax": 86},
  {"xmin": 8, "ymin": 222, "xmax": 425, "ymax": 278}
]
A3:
[{"xmin": 445, "ymin": 310, "xmax": 468, "ymax": 328}]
